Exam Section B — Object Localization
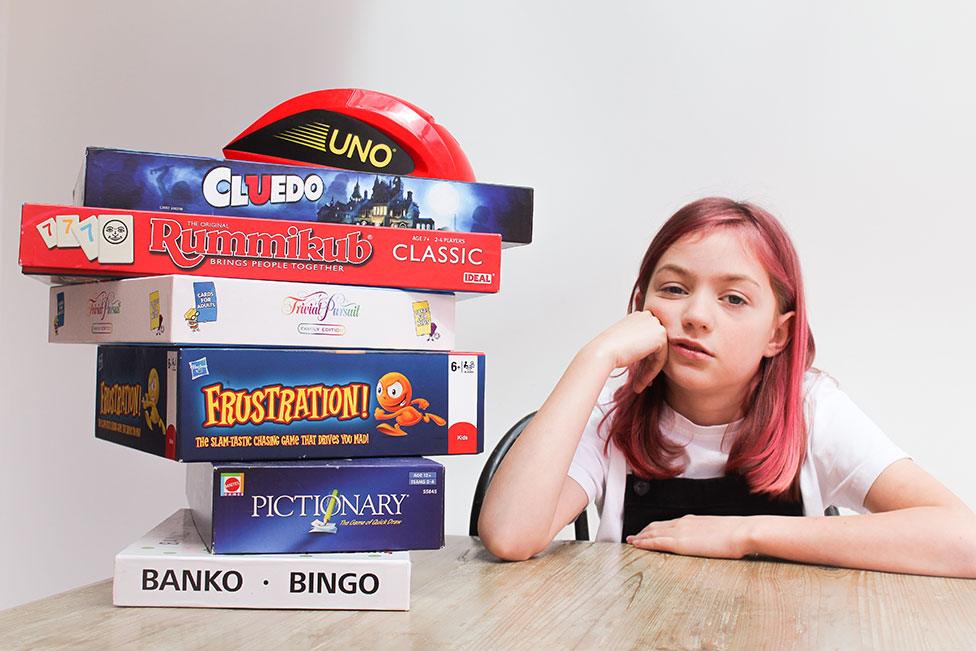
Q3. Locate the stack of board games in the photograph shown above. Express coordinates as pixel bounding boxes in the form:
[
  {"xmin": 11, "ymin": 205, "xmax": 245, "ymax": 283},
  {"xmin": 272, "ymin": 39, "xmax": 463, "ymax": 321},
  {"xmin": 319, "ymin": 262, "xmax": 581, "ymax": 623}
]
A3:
[{"xmin": 19, "ymin": 93, "xmax": 533, "ymax": 611}]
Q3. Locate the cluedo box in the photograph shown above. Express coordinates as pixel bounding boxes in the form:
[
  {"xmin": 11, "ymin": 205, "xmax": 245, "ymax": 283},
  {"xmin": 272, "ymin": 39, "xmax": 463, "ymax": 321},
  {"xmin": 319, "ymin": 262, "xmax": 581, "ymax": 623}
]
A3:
[
  {"xmin": 76, "ymin": 147, "xmax": 533, "ymax": 246},
  {"xmin": 20, "ymin": 204, "xmax": 501, "ymax": 293},
  {"xmin": 50, "ymin": 275, "xmax": 455, "ymax": 351},
  {"xmin": 95, "ymin": 346, "xmax": 483, "ymax": 461},
  {"xmin": 186, "ymin": 458, "xmax": 445, "ymax": 554}
]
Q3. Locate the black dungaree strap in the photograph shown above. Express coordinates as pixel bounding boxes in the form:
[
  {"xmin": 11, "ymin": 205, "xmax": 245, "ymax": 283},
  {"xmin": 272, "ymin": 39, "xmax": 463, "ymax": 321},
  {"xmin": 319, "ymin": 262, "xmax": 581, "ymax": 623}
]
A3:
[{"xmin": 621, "ymin": 473, "xmax": 804, "ymax": 541}]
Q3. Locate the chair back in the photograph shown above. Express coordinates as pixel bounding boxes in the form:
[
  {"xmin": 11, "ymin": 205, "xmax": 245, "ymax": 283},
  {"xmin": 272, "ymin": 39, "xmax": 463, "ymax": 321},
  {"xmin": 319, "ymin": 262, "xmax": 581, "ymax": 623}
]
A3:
[{"xmin": 469, "ymin": 412, "xmax": 590, "ymax": 541}]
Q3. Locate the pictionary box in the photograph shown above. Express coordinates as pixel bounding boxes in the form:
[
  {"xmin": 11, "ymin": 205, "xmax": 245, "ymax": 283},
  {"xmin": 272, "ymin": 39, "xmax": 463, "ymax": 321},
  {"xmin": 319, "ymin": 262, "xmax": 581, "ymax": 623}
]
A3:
[
  {"xmin": 76, "ymin": 147, "xmax": 533, "ymax": 246},
  {"xmin": 115, "ymin": 509, "xmax": 411, "ymax": 609},
  {"xmin": 20, "ymin": 204, "xmax": 501, "ymax": 293},
  {"xmin": 186, "ymin": 458, "xmax": 445, "ymax": 554},
  {"xmin": 95, "ymin": 346, "xmax": 484, "ymax": 461},
  {"xmin": 50, "ymin": 275, "xmax": 456, "ymax": 351}
]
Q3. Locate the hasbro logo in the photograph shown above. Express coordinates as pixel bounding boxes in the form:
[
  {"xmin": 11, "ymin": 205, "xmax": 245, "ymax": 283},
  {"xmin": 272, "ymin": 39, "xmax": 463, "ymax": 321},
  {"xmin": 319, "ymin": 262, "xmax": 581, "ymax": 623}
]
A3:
[{"xmin": 189, "ymin": 357, "xmax": 209, "ymax": 379}]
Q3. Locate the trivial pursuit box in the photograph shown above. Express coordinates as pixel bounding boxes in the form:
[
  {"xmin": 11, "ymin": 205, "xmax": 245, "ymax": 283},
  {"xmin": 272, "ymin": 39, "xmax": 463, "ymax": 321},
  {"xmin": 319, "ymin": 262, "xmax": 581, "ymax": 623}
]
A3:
[
  {"xmin": 50, "ymin": 275, "xmax": 455, "ymax": 351},
  {"xmin": 95, "ymin": 346, "xmax": 484, "ymax": 461},
  {"xmin": 114, "ymin": 509, "xmax": 411, "ymax": 609},
  {"xmin": 20, "ymin": 204, "xmax": 501, "ymax": 293},
  {"xmin": 77, "ymin": 147, "xmax": 533, "ymax": 246},
  {"xmin": 187, "ymin": 458, "xmax": 444, "ymax": 554}
]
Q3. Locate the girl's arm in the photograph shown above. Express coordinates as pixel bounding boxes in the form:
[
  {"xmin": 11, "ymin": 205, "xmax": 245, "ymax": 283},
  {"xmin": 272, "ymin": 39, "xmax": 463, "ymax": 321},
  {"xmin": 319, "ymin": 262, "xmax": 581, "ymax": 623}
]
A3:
[
  {"xmin": 752, "ymin": 459, "xmax": 976, "ymax": 577},
  {"xmin": 629, "ymin": 459, "xmax": 976, "ymax": 578},
  {"xmin": 479, "ymin": 311, "xmax": 668, "ymax": 561},
  {"xmin": 477, "ymin": 344, "xmax": 607, "ymax": 561}
]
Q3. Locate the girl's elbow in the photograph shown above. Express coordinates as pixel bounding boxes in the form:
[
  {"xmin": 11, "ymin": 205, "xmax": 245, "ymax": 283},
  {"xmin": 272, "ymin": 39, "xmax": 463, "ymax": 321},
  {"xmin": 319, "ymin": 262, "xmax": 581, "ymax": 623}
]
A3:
[
  {"xmin": 950, "ymin": 509, "xmax": 976, "ymax": 578},
  {"xmin": 960, "ymin": 558, "xmax": 976, "ymax": 580},
  {"xmin": 484, "ymin": 538, "xmax": 537, "ymax": 562},
  {"xmin": 945, "ymin": 543, "xmax": 976, "ymax": 579},
  {"xmin": 956, "ymin": 524, "xmax": 976, "ymax": 579},
  {"xmin": 940, "ymin": 510, "xmax": 976, "ymax": 578},
  {"xmin": 478, "ymin": 521, "xmax": 545, "ymax": 561}
]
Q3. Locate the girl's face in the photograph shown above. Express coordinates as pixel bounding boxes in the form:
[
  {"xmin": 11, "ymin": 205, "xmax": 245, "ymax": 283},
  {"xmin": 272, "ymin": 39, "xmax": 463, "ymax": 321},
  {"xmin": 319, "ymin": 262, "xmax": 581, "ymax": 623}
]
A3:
[{"xmin": 642, "ymin": 227, "xmax": 793, "ymax": 397}]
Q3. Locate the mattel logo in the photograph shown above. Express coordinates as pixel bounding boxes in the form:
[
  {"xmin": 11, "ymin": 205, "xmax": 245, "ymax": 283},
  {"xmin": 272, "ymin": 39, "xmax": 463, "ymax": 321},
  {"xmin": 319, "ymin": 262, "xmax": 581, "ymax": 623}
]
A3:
[
  {"xmin": 220, "ymin": 473, "xmax": 245, "ymax": 497},
  {"xmin": 463, "ymin": 272, "xmax": 493, "ymax": 285}
]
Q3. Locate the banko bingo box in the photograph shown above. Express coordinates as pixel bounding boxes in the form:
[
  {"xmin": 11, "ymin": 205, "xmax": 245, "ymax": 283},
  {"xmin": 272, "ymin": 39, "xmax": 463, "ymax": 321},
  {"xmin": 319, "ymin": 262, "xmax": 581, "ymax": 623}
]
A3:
[
  {"xmin": 76, "ymin": 148, "xmax": 533, "ymax": 246},
  {"xmin": 95, "ymin": 346, "xmax": 484, "ymax": 461},
  {"xmin": 114, "ymin": 510, "xmax": 412, "ymax": 609},
  {"xmin": 187, "ymin": 458, "xmax": 444, "ymax": 554},
  {"xmin": 20, "ymin": 204, "xmax": 501, "ymax": 293}
]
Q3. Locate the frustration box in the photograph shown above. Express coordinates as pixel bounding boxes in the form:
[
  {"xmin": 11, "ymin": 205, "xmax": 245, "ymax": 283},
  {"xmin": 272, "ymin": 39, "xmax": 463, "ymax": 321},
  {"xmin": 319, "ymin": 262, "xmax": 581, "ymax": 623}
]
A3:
[
  {"xmin": 50, "ymin": 275, "xmax": 455, "ymax": 351},
  {"xmin": 186, "ymin": 458, "xmax": 445, "ymax": 554},
  {"xmin": 114, "ymin": 509, "xmax": 411, "ymax": 609},
  {"xmin": 77, "ymin": 147, "xmax": 533, "ymax": 246},
  {"xmin": 20, "ymin": 204, "xmax": 501, "ymax": 293},
  {"xmin": 95, "ymin": 346, "xmax": 484, "ymax": 461}
]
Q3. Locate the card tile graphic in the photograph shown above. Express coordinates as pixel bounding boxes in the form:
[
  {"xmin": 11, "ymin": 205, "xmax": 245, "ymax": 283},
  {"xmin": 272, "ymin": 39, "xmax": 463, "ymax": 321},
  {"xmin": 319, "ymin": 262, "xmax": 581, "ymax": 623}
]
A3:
[
  {"xmin": 36, "ymin": 217, "xmax": 58, "ymax": 248},
  {"xmin": 56, "ymin": 214, "xmax": 80, "ymax": 248},
  {"xmin": 96, "ymin": 213, "xmax": 134, "ymax": 264},
  {"xmin": 71, "ymin": 215, "xmax": 100, "ymax": 260}
]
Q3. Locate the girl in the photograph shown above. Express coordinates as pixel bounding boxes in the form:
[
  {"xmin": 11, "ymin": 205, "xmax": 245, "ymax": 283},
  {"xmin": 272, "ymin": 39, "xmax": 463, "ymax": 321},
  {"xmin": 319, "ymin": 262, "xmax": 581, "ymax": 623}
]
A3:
[{"xmin": 478, "ymin": 197, "xmax": 976, "ymax": 577}]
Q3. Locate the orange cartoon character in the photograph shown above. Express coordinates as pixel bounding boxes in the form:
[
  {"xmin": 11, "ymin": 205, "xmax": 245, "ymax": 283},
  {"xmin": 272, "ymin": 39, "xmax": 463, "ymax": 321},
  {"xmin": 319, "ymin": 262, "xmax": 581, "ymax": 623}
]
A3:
[{"xmin": 374, "ymin": 372, "xmax": 446, "ymax": 437}]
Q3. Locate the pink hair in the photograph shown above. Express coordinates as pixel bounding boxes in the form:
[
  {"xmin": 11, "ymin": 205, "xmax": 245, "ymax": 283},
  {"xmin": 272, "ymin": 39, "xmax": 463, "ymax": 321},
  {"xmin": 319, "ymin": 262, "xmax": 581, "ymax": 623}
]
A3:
[{"xmin": 603, "ymin": 197, "xmax": 816, "ymax": 497}]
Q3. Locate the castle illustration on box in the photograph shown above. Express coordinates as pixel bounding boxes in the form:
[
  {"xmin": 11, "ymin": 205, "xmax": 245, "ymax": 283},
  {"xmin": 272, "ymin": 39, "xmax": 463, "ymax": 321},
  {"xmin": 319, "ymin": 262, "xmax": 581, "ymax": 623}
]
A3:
[
  {"xmin": 78, "ymin": 148, "xmax": 533, "ymax": 245},
  {"xmin": 316, "ymin": 176, "xmax": 433, "ymax": 230}
]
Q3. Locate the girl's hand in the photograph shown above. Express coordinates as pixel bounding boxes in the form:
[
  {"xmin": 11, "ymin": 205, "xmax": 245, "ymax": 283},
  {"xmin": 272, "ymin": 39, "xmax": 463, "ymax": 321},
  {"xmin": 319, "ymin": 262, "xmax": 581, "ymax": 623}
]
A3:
[
  {"xmin": 626, "ymin": 515, "xmax": 759, "ymax": 559},
  {"xmin": 589, "ymin": 310, "xmax": 668, "ymax": 393}
]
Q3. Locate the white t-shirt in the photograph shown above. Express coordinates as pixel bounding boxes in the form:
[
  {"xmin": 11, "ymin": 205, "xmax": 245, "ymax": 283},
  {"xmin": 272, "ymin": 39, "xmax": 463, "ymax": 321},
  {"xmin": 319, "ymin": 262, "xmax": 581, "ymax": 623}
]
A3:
[{"xmin": 567, "ymin": 371, "xmax": 909, "ymax": 542}]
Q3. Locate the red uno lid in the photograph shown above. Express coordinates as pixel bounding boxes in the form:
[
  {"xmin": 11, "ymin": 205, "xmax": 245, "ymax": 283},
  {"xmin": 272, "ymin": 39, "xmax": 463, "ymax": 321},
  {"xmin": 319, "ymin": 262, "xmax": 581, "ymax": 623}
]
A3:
[{"xmin": 223, "ymin": 89, "xmax": 475, "ymax": 182}]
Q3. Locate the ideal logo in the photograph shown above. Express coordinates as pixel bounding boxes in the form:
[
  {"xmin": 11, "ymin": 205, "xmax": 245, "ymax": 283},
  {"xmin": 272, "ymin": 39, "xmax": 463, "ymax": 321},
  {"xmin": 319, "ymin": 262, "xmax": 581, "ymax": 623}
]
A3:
[
  {"xmin": 220, "ymin": 472, "xmax": 244, "ymax": 497},
  {"xmin": 88, "ymin": 291, "xmax": 121, "ymax": 321},
  {"xmin": 463, "ymin": 272, "xmax": 493, "ymax": 285}
]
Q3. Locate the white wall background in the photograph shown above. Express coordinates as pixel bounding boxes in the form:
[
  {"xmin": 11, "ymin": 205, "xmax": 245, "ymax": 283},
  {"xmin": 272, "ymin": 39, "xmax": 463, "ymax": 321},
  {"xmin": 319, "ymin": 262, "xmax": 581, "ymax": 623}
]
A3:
[{"xmin": 2, "ymin": 1, "xmax": 975, "ymax": 609}]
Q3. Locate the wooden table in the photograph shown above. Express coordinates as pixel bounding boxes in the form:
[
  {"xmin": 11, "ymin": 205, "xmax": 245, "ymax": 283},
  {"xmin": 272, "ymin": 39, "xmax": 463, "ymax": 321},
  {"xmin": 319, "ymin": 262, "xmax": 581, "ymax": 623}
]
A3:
[{"xmin": 3, "ymin": 535, "xmax": 975, "ymax": 649}]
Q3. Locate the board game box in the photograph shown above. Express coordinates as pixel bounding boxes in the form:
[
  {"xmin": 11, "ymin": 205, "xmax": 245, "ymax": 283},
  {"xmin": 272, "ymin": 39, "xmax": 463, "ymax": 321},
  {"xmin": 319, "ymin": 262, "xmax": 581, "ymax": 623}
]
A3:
[
  {"xmin": 20, "ymin": 204, "xmax": 501, "ymax": 293},
  {"xmin": 77, "ymin": 147, "xmax": 532, "ymax": 246},
  {"xmin": 50, "ymin": 275, "xmax": 455, "ymax": 350},
  {"xmin": 114, "ymin": 509, "xmax": 411, "ymax": 609},
  {"xmin": 187, "ymin": 458, "xmax": 445, "ymax": 554},
  {"xmin": 95, "ymin": 346, "xmax": 484, "ymax": 461}
]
